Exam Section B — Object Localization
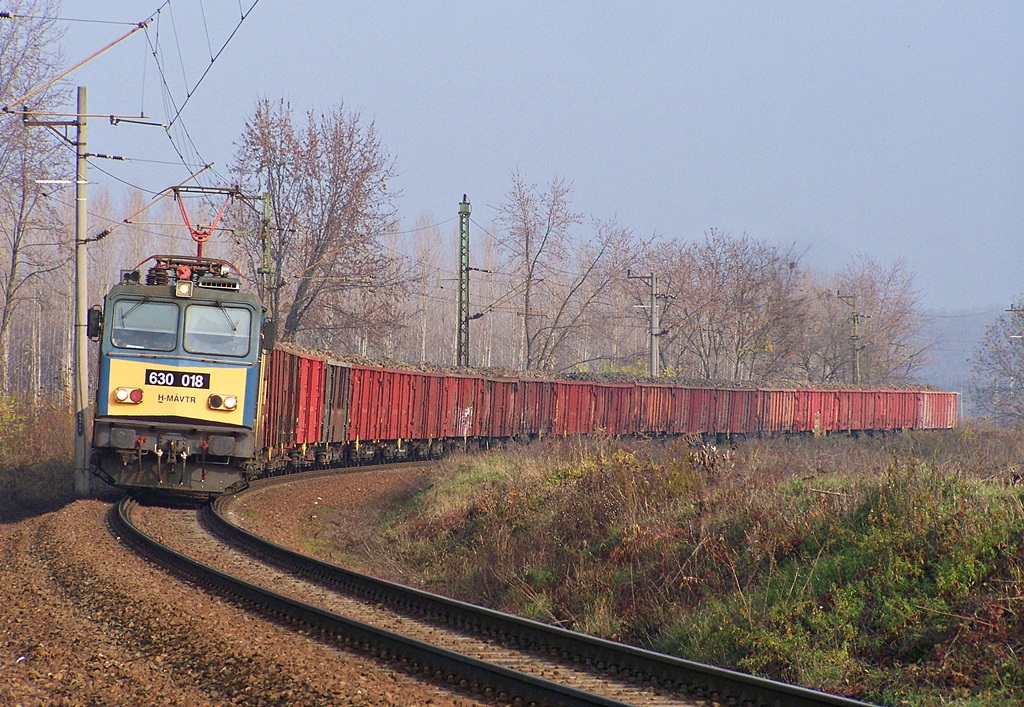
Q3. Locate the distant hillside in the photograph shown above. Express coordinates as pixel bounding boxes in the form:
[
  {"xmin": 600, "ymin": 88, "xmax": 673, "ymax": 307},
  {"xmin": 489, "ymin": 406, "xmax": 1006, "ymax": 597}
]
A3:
[{"xmin": 915, "ymin": 307, "xmax": 1000, "ymax": 416}]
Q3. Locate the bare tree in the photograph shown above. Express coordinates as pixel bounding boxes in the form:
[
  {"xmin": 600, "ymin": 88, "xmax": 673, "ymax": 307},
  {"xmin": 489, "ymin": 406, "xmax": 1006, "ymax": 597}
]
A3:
[
  {"xmin": 971, "ymin": 303, "xmax": 1024, "ymax": 425},
  {"xmin": 495, "ymin": 171, "xmax": 583, "ymax": 370},
  {"xmin": 541, "ymin": 218, "xmax": 646, "ymax": 372},
  {"xmin": 832, "ymin": 254, "xmax": 926, "ymax": 384},
  {"xmin": 0, "ymin": 1, "xmax": 66, "ymax": 393},
  {"xmin": 229, "ymin": 98, "xmax": 404, "ymax": 347},
  {"xmin": 651, "ymin": 230, "xmax": 804, "ymax": 382},
  {"xmin": 399, "ymin": 213, "xmax": 445, "ymax": 363},
  {"xmin": 790, "ymin": 273, "xmax": 850, "ymax": 383}
]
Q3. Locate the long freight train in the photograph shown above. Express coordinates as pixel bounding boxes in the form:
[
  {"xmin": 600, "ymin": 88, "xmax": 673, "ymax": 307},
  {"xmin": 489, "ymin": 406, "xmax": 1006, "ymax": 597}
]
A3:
[{"xmin": 88, "ymin": 255, "xmax": 959, "ymax": 499}]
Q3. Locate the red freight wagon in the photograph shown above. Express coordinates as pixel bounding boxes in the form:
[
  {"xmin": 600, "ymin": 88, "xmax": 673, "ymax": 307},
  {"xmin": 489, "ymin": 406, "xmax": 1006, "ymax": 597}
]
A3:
[
  {"xmin": 916, "ymin": 391, "xmax": 957, "ymax": 429},
  {"xmin": 723, "ymin": 389, "xmax": 760, "ymax": 435},
  {"xmin": 793, "ymin": 389, "xmax": 834, "ymax": 433},
  {"xmin": 348, "ymin": 366, "xmax": 406, "ymax": 442},
  {"xmin": 260, "ymin": 346, "xmax": 325, "ymax": 450}
]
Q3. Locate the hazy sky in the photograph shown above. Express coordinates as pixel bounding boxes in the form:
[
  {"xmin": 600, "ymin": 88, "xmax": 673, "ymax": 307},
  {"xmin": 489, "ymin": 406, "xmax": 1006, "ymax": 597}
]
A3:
[{"xmin": 45, "ymin": 1, "xmax": 1024, "ymax": 313}]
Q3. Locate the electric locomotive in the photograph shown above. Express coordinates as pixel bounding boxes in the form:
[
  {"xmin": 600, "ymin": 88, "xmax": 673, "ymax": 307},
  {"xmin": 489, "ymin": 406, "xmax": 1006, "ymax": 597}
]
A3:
[{"xmin": 89, "ymin": 254, "xmax": 267, "ymax": 498}]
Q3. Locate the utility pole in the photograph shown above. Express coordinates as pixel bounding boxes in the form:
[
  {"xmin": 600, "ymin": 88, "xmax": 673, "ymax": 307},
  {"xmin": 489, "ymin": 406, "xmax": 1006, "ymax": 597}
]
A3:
[
  {"xmin": 629, "ymin": 271, "xmax": 662, "ymax": 377},
  {"xmin": 73, "ymin": 87, "xmax": 89, "ymax": 495},
  {"xmin": 837, "ymin": 292, "xmax": 863, "ymax": 384},
  {"xmin": 22, "ymin": 88, "xmax": 93, "ymax": 493},
  {"xmin": 456, "ymin": 195, "xmax": 471, "ymax": 367},
  {"xmin": 258, "ymin": 192, "xmax": 273, "ymax": 306}
]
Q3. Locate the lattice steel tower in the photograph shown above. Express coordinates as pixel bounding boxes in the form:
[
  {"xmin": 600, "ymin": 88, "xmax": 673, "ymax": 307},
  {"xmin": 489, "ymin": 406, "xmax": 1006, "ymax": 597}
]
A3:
[{"xmin": 457, "ymin": 195, "xmax": 471, "ymax": 367}]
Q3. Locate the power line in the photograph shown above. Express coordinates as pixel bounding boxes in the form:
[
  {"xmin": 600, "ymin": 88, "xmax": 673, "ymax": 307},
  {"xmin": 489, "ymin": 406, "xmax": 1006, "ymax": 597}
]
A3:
[
  {"xmin": 164, "ymin": 0, "xmax": 261, "ymax": 130},
  {"xmin": 920, "ymin": 310, "xmax": 1001, "ymax": 319},
  {"xmin": 1, "ymin": 13, "xmax": 143, "ymax": 26}
]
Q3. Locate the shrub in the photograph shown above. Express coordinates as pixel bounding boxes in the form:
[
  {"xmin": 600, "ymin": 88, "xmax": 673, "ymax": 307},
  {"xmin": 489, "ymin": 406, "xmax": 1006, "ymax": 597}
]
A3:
[{"xmin": 0, "ymin": 396, "xmax": 75, "ymax": 520}]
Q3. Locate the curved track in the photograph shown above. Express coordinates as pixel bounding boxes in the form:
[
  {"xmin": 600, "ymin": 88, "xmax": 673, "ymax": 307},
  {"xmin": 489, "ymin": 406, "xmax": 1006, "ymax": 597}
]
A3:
[{"xmin": 115, "ymin": 475, "xmax": 878, "ymax": 707}]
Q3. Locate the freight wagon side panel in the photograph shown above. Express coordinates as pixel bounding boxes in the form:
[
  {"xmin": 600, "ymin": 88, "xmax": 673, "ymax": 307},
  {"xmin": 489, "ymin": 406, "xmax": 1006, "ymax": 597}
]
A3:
[
  {"xmin": 942, "ymin": 392, "xmax": 960, "ymax": 428},
  {"xmin": 762, "ymin": 389, "xmax": 794, "ymax": 434},
  {"xmin": 821, "ymin": 390, "xmax": 840, "ymax": 433},
  {"xmin": 604, "ymin": 383, "xmax": 633, "ymax": 435},
  {"xmin": 568, "ymin": 382, "xmax": 590, "ymax": 435},
  {"xmin": 347, "ymin": 366, "xmax": 375, "ymax": 442},
  {"xmin": 634, "ymin": 383, "xmax": 659, "ymax": 432},
  {"xmin": 927, "ymin": 391, "xmax": 959, "ymax": 429},
  {"xmin": 403, "ymin": 372, "xmax": 422, "ymax": 440},
  {"xmin": 649, "ymin": 385, "xmax": 669, "ymax": 434},
  {"xmin": 459, "ymin": 376, "xmax": 479, "ymax": 437},
  {"xmin": 441, "ymin": 375, "xmax": 468, "ymax": 438},
  {"xmin": 423, "ymin": 374, "xmax": 444, "ymax": 439},
  {"xmin": 407, "ymin": 372, "xmax": 439, "ymax": 441},
  {"xmin": 844, "ymin": 391, "xmax": 865, "ymax": 431},
  {"xmin": 346, "ymin": 366, "xmax": 364, "ymax": 442},
  {"xmin": 525, "ymin": 381, "xmax": 555, "ymax": 436},
  {"xmin": 322, "ymin": 361, "xmax": 351, "ymax": 443},
  {"xmin": 381, "ymin": 370, "xmax": 401, "ymax": 440},
  {"xmin": 571, "ymin": 382, "xmax": 593, "ymax": 435},
  {"xmin": 368, "ymin": 368, "xmax": 387, "ymax": 440},
  {"xmin": 518, "ymin": 381, "xmax": 534, "ymax": 436},
  {"xmin": 686, "ymin": 389, "xmax": 711, "ymax": 434},
  {"xmin": 295, "ymin": 355, "xmax": 324, "ymax": 444},
  {"xmin": 725, "ymin": 390, "xmax": 758, "ymax": 435},
  {"xmin": 711, "ymin": 389, "xmax": 730, "ymax": 433},
  {"xmin": 489, "ymin": 380, "xmax": 518, "ymax": 437},
  {"xmin": 670, "ymin": 386, "xmax": 691, "ymax": 434},
  {"xmin": 549, "ymin": 382, "xmax": 566, "ymax": 435},
  {"xmin": 261, "ymin": 348, "xmax": 291, "ymax": 449},
  {"xmin": 874, "ymin": 391, "xmax": 890, "ymax": 430},
  {"xmin": 401, "ymin": 372, "xmax": 419, "ymax": 439},
  {"xmin": 834, "ymin": 391, "xmax": 850, "ymax": 432},
  {"xmin": 793, "ymin": 390, "xmax": 813, "ymax": 432},
  {"xmin": 590, "ymin": 382, "xmax": 620, "ymax": 435}
]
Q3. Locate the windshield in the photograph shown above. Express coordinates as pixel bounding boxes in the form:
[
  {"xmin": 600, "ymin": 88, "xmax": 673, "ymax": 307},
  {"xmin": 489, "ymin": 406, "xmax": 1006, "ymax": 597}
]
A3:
[
  {"xmin": 183, "ymin": 304, "xmax": 252, "ymax": 357},
  {"xmin": 110, "ymin": 300, "xmax": 179, "ymax": 351}
]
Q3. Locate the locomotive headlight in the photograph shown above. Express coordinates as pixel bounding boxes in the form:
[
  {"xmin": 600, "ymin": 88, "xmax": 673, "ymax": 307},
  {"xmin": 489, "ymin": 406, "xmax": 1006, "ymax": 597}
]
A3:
[
  {"xmin": 175, "ymin": 280, "xmax": 193, "ymax": 298},
  {"xmin": 208, "ymin": 393, "xmax": 239, "ymax": 411},
  {"xmin": 114, "ymin": 387, "xmax": 143, "ymax": 404}
]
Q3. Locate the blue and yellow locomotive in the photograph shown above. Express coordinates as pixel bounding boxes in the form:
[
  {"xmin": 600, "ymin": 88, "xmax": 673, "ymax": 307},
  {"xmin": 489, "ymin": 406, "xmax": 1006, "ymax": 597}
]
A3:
[{"xmin": 90, "ymin": 254, "xmax": 268, "ymax": 498}]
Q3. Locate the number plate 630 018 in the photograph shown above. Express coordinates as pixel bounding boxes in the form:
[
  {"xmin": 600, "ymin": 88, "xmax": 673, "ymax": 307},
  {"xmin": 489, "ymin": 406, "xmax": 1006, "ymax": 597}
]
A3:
[{"xmin": 145, "ymin": 368, "xmax": 210, "ymax": 389}]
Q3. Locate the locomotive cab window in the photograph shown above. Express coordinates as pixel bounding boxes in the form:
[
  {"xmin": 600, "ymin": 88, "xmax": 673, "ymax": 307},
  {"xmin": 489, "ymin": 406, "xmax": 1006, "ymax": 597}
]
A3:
[
  {"xmin": 184, "ymin": 304, "xmax": 252, "ymax": 356},
  {"xmin": 110, "ymin": 300, "xmax": 179, "ymax": 351}
]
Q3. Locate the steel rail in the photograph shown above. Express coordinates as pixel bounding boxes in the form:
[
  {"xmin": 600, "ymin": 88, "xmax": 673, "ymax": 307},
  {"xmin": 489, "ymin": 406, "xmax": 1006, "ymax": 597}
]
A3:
[
  {"xmin": 213, "ymin": 481, "xmax": 878, "ymax": 707},
  {"xmin": 114, "ymin": 496, "xmax": 633, "ymax": 707}
]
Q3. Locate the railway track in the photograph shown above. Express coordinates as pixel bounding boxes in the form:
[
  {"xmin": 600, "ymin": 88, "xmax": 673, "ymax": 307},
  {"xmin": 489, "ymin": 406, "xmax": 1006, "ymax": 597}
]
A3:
[{"xmin": 115, "ymin": 475, "xmax": 878, "ymax": 707}]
